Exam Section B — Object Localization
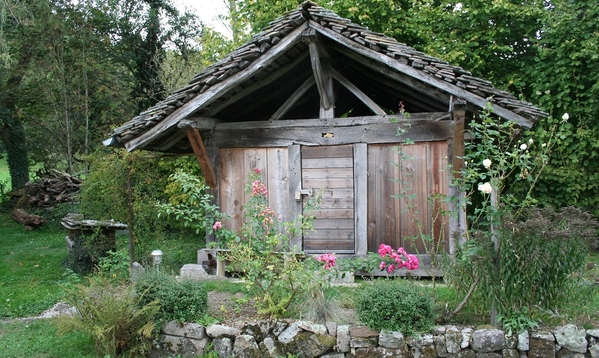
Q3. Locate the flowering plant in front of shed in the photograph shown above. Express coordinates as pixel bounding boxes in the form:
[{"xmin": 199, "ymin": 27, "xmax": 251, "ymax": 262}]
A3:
[
  {"xmin": 377, "ymin": 244, "xmax": 419, "ymax": 273},
  {"xmin": 315, "ymin": 253, "xmax": 337, "ymax": 270}
]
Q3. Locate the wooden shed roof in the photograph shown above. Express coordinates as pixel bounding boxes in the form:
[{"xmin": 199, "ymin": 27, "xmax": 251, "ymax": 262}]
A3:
[{"xmin": 105, "ymin": 1, "xmax": 547, "ymax": 153}]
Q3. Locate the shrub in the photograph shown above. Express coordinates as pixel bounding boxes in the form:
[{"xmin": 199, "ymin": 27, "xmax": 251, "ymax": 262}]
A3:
[
  {"xmin": 498, "ymin": 206, "xmax": 593, "ymax": 310},
  {"xmin": 55, "ymin": 279, "xmax": 159, "ymax": 357},
  {"xmin": 357, "ymin": 280, "xmax": 434, "ymax": 334},
  {"xmin": 135, "ymin": 270, "xmax": 208, "ymax": 323},
  {"xmin": 218, "ymin": 169, "xmax": 322, "ymax": 318},
  {"xmin": 446, "ymin": 206, "xmax": 596, "ymax": 325}
]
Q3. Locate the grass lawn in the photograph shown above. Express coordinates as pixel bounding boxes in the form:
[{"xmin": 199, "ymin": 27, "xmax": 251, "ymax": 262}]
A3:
[
  {"xmin": 0, "ymin": 320, "xmax": 95, "ymax": 358},
  {"xmin": 0, "ymin": 217, "xmax": 69, "ymax": 319},
  {"xmin": 0, "ymin": 157, "xmax": 10, "ymax": 192},
  {"xmin": 0, "ymin": 156, "xmax": 46, "ymax": 194}
]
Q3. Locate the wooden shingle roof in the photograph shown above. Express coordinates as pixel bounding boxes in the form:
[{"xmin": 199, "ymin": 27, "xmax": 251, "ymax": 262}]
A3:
[{"xmin": 106, "ymin": 1, "xmax": 547, "ymax": 153}]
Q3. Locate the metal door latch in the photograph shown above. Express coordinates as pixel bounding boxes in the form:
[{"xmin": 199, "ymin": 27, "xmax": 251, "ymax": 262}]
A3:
[{"xmin": 294, "ymin": 182, "xmax": 313, "ymax": 201}]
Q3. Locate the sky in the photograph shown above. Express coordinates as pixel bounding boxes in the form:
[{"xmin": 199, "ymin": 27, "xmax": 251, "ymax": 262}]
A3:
[{"xmin": 175, "ymin": 0, "xmax": 230, "ymax": 37}]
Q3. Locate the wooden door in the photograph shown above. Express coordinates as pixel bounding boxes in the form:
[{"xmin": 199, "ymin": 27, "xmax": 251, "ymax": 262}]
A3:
[{"xmin": 301, "ymin": 145, "xmax": 355, "ymax": 253}]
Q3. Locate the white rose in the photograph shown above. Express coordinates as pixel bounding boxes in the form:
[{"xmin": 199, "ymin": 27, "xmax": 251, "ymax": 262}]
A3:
[
  {"xmin": 562, "ymin": 113, "xmax": 569, "ymax": 121},
  {"xmin": 482, "ymin": 159, "xmax": 492, "ymax": 169},
  {"xmin": 478, "ymin": 182, "xmax": 493, "ymax": 194},
  {"xmin": 542, "ymin": 143, "xmax": 547, "ymax": 147},
  {"xmin": 528, "ymin": 138, "xmax": 533, "ymax": 144},
  {"xmin": 520, "ymin": 143, "xmax": 528, "ymax": 150}
]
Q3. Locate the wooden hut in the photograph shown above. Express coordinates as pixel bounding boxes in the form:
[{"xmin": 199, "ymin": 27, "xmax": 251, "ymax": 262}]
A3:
[{"xmin": 104, "ymin": 1, "xmax": 547, "ymax": 260}]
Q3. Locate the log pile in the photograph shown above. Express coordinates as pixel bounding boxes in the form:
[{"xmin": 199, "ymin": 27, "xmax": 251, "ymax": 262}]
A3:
[{"xmin": 22, "ymin": 169, "xmax": 82, "ymax": 208}]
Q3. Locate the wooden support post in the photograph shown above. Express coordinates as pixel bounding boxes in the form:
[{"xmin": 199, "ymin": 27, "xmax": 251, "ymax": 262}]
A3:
[
  {"xmin": 303, "ymin": 28, "xmax": 334, "ymax": 118},
  {"xmin": 288, "ymin": 145, "xmax": 302, "ymax": 250},
  {"xmin": 452, "ymin": 100, "xmax": 467, "ymax": 178},
  {"xmin": 186, "ymin": 128, "xmax": 217, "ymax": 188},
  {"xmin": 354, "ymin": 143, "xmax": 368, "ymax": 256},
  {"xmin": 448, "ymin": 99, "xmax": 468, "ymax": 253}
]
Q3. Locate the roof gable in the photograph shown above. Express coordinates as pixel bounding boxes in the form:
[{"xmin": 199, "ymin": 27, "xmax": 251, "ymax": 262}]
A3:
[{"xmin": 107, "ymin": 1, "xmax": 547, "ymax": 153}]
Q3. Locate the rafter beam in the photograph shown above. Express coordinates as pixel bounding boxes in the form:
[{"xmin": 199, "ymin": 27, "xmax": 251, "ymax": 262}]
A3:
[
  {"xmin": 187, "ymin": 128, "xmax": 217, "ymax": 188},
  {"xmin": 154, "ymin": 131, "xmax": 187, "ymax": 151},
  {"xmin": 203, "ymin": 52, "xmax": 309, "ymax": 117},
  {"xmin": 270, "ymin": 76, "xmax": 316, "ymax": 121},
  {"xmin": 178, "ymin": 117, "xmax": 220, "ymax": 130},
  {"xmin": 331, "ymin": 68, "xmax": 386, "ymax": 115},
  {"xmin": 228, "ymin": 69, "xmax": 314, "ymax": 121}
]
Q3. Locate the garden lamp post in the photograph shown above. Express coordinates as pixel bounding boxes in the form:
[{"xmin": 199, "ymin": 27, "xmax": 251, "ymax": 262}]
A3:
[{"xmin": 151, "ymin": 249, "xmax": 163, "ymax": 272}]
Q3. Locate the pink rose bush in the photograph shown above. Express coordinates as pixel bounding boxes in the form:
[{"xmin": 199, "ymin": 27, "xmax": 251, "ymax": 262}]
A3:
[
  {"xmin": 315, "ymin": 253, "xmax": 337, "ymax": 270},
  {"xmin": 378, "ymin": 244, "xmax": 419, "ymax": 273},
  {"xmin": 213, "ymin": 221, "xmax": 222, "ymax": 230},
  {"xmin": 251, "ymin": 180, "xmax": 268, "ymax": 197}
]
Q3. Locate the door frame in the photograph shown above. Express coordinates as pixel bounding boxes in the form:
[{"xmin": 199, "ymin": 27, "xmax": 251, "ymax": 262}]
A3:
[{"xmin": 287, "ymin": 143, "xmax": 367, "ymax": 255}]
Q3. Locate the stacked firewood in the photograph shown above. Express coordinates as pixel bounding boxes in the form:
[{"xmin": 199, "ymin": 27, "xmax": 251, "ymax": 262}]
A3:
[{"xmin": 22, "ymin": 169, "xmax": 82, "ymax": 208}]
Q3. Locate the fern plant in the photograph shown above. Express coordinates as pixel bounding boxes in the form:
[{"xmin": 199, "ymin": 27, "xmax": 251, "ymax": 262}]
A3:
[{"xmin": 55, "ymin": 279, "xmax": 160, "ymax": 357}]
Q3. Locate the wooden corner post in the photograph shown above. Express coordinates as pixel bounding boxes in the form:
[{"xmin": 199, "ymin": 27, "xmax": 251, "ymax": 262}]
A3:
[
  {"xmin": 186, "ymin": 128, "xmax": 217, "ymax": 188},
  {"xmin": 448, "ymin": 99, "xmax": 468, "ymax": 253},
  {"xmin": 452, "ymin": 99, "xmax": 467, "ymax": 178}
]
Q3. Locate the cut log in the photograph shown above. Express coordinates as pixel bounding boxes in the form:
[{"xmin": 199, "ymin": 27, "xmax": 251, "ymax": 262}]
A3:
[{"xmin": 12, "ymin": 209, "xmax": 45, "ymax": 230}]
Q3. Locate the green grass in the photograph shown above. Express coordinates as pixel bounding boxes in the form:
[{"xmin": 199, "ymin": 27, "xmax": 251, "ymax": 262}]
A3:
[
  {"xmin": 0, "ymin": 319, "xmax": 95, "ymax": 358},
  {"xmin": 0, "ymin": 218, "xmax": 69, "ymax": 319},
  {"xmin": 0, "ymin": 156, "xmax": 46, "ymax": 194},
  {"xmin": 0, "ymin": 157, "xmax": 10, "ymax": 193}
]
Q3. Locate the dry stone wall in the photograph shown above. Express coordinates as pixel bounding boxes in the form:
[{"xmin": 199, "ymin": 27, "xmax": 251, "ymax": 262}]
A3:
[{"xmin": 157, "ymin": 321, "xmax": 599, "ymax": 357}]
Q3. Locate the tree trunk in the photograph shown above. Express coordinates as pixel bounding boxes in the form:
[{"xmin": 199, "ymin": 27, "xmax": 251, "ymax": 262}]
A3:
[{"xmin": 0, "ymin": 116, "xmax": 30, "ymax": 191}]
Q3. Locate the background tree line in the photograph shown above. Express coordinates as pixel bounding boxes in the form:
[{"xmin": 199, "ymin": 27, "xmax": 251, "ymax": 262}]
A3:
[{"xmin": 1, "ymin": 0, "xmax": 597, "ymax": 217}]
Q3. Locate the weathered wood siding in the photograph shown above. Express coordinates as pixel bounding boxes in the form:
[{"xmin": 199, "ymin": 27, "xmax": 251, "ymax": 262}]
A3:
[
  {"xmin": 219, "ymin": 148, "xmax": 289, "ymax": 233},
  {"xmin": 302, "ymin": 145, "xmax": 355, "ymax": 253},
  {"xmin": 367, "ymin": 141, "xmax": 450, "ymax": 254}
]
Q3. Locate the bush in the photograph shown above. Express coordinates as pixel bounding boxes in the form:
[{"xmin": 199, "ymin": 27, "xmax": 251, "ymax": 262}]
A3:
[
  {"xmin": 135, "ymin": 271, "xmax": 208, "ymax": 323},
  {"xmin": 55, "ymin": 279, "xmax": 159, "ymax": 357},
  {"xmin": 446, "ymin": 206, "xmax": 596, "ymax": 326},
  {"xmin": 357, "ymin": 280, "xmax": 434, "ymax": 334},
  {"xmin": 498, "ymin": 206, "xmax": 593, "ymax": 310}
]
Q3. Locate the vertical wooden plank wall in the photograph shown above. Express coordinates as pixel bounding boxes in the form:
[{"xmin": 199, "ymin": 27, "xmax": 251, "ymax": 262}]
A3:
[
  {"xmin": 219, "ymin": 147, "xmax": 290, "ymax": 234},
  {"xmin": 400, "ymin": 144, "xmax": 429, "ymax": 253},
  {"xmin": 366, "ymin": 144, "xmax": 401, "ymax": 252},
  {"xmin": 219, "ymin": 148, "xmax": 245, "ymax": 233},
  {"xmin": 366, "ymin": 141, "xmax": 450, "ymax": 254}
]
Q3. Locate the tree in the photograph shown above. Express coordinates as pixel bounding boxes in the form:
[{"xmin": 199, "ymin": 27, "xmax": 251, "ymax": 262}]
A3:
[
  {"xmin": 525, "ymin": 0, "xmax": 599, "ymax": 216},
  {"xmin": 0, "ymin": 0, "xmax": 51, "ymax": 190},
  {"xmin": 0, "ymin": 0, "xmax": 204, "ymax": 186}
]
